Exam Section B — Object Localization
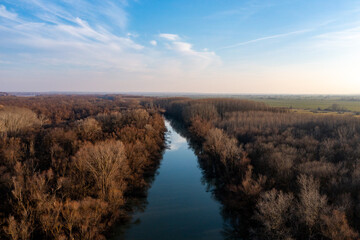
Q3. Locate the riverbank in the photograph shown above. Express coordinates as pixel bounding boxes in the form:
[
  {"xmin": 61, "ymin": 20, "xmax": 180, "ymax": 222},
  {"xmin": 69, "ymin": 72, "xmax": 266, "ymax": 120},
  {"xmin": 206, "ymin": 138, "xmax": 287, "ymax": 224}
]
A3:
[{"xmin": 112, "ymin": 120, "xmax": 224, "ymax": 240}]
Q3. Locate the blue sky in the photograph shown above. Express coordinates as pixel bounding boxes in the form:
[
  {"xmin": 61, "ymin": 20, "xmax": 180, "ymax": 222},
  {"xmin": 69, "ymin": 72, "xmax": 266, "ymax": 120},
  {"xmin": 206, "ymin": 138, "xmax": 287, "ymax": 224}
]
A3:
[{"xmin": 1, "ymin": 0, "xmax": 360, "ymax": 93}]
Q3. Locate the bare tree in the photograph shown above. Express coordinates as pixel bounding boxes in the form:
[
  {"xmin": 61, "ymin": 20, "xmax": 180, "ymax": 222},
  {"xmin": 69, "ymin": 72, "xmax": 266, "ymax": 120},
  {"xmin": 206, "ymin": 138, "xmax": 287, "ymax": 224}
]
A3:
[
  {"xmin": 254, "ymin": 189, "xmax": 294, "ymax": 239},
  {"xmin": 73, "ymin": 140, "xmax": 130, "ymax": 201},
  {"xmin": 297, "ymin": 174, "xmax": 328, "ymax": 233},
  {"xmin": 0, "ymin": 107, "xmax": 45, "ymax": 134}
]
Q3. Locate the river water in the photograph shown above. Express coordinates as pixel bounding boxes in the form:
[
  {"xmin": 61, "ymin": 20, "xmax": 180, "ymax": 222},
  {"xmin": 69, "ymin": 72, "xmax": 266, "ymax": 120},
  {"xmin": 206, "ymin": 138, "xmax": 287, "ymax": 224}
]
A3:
[{"xmin": 113, "ymin": 120, "xmax": 224, "ymax": 239}]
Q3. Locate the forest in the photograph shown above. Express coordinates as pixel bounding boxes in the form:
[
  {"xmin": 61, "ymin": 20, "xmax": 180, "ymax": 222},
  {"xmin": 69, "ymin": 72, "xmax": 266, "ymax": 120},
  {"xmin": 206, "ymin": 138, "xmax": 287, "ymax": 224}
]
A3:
[
  {"xmin": 1, "ymin": 94, "xmax": 360, "ymax": 240},
  {"xmin": 156, "ymin": 97, "xmax": 360, "ymax": 240},
  {"xmin": 0, "ymin": 95, "xmax": 166, "ymax": 239}
]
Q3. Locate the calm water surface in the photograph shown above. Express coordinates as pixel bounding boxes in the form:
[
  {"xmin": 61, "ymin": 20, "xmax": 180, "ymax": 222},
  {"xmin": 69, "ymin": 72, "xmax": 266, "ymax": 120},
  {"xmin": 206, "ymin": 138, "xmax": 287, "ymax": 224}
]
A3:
[{"xmin": 113, "ymin": 120, "xmax": 223, "ymax": 240}]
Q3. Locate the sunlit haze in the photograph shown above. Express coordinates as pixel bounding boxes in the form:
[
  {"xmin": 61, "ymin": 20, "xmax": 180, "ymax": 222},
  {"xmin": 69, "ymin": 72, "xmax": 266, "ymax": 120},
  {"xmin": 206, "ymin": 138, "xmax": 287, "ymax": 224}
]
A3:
[{"xmin": 1, "ymin": 0, "xmax": 360, "ymax": 94}]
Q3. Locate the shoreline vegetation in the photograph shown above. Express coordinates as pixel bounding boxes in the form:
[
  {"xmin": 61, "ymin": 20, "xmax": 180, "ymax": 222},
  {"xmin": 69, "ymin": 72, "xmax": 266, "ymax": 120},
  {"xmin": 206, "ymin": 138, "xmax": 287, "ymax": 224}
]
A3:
[
  {"xmin": 1, "ymin": 94, "xmax": 360, "ymax": 239},
  {"xmin": 156, "ymin": 97, "xmax": 360, "ymax": 239},
  {"xmin": 0, "ymin": 95, "xmax": 166, "ymax": 239}
]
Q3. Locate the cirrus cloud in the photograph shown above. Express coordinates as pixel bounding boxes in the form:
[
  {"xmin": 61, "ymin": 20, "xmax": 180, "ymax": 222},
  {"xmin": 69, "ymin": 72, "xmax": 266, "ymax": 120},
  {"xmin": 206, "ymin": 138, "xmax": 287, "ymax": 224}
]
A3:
[{"xmin": 0, "ymin": 2, "xmax": 221, "ymax": 92}]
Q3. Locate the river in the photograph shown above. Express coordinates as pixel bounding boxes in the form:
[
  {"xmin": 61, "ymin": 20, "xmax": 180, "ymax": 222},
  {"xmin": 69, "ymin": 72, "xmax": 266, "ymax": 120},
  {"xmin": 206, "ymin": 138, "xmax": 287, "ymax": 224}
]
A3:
[{"xmin": 113, "ymin": 120, "xmax": 224, "ymax": 239}]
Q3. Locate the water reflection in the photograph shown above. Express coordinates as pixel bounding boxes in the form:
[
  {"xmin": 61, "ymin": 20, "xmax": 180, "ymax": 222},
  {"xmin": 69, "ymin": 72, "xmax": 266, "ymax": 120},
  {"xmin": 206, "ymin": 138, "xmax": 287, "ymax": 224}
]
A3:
[
  {"xmin": 167, "ymin": 129, "xmax": 187, "ymax": 151},
  {"xmin": 112, "ymin": 120, "xmax": 224, "ymax": 240},
  {"xmin": 169, "ymin": 119, "xmax": 251, "ymax": 240}
]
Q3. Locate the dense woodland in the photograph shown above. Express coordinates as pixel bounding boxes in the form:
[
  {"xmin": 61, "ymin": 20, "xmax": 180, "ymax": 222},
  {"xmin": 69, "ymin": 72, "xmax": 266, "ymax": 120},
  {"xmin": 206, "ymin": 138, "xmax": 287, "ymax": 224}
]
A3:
[
  {"xmin": 2, "ymin": 95, "xmax": 360, "ymax": 240},
  {"xmin": 156, "ymin": 97, "xmax": 360, "ymax": 240},
  {"xmin": 0, "ymin": 95, "xmax": 166, "ymax": 239}
]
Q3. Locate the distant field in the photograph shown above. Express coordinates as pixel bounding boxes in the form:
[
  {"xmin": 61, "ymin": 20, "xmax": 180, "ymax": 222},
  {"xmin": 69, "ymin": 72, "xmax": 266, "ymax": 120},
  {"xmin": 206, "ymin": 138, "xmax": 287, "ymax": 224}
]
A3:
[
  {"xmin": 244, "ymin": 96, "xmax": 360, "ymax": 112},
  {"xmin": 185, "ymin": 95, "xmax": 360, "ymax": 113},
  {"xmin": 152, "ymin": 94, "xmax": 360, "ymax": 113}
]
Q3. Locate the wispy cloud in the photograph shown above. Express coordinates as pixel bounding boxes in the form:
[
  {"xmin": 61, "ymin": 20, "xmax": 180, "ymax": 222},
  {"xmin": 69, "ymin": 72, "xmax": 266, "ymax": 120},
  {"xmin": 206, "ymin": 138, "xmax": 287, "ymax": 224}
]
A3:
[
  {"xmin": 170, "ymin": 41, "xmax": 216, "ymax": 59},
  {"xmin": 205, "ymin": 1, "xmax": 277, "ymax": 20},
  {"xmin": 314, "ymin": 25, "xmax": 360, "ymax": 48},
  {"xmin": 158, "ymin": 33, "xmax": 220, "ymax": 69},
  {"xmin": 0, "ymin": 1, "xmax": 221, "ymax": 91},
  {"xmin": 0, "ymin": 1, "xmax": 147, "ymax": 72},
  {"xmin": 218, "ymin": 29, "xmax": 311, "ymax": 50},
  {"xmin": 0, "ymin": 5, "xmax": 17, "ymax": 20},
  {"xmin": 14, "ymin": 0, "xmax": 128, "ymax": 30},
  {"xmin": 159, "ymin": 33, "xmax": 180, "ymax": 41}
]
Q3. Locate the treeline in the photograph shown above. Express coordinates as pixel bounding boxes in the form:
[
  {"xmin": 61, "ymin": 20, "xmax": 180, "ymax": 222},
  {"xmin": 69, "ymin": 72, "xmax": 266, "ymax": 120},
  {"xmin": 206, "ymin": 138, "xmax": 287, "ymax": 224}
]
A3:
[
  {"xmin": 0, "ymin": 95, "xmax": 166, "ymax": 239},
  {"xmin": 156, "ymin": 97, "xmax": 360, "ymax": 240}
]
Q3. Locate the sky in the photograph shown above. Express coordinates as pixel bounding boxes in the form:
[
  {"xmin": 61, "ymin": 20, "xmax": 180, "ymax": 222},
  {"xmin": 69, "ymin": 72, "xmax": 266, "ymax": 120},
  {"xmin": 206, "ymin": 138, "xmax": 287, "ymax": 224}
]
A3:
[{"xmin": 0, "ymin": 0, "xmax": 360, "ymax": 94}]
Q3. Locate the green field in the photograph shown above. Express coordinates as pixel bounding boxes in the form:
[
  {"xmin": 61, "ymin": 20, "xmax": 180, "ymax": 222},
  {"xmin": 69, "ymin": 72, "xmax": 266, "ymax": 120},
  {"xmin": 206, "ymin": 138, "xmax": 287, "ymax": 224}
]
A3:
[
  {"xmin": 236, "ymin": 96, "xmax": 360, "ymax": 113},
  {"xmin": 251, "ymin": 98, "xmax": 360, "ymax": 112},
  {"xmin": 152, "ymin": 94, "xmax": 360, "ymax": 113}
]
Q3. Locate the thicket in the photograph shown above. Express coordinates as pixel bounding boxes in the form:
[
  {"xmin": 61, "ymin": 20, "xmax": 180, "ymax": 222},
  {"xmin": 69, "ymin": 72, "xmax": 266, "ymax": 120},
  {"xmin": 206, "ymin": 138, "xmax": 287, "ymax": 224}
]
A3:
[
  {"xmin": 156, "ymin": 97, "xmax": 360, "ymax": 240},
  {"xmin": 0, "ymin": 95, "xmax": 166, "ymax": 239}
]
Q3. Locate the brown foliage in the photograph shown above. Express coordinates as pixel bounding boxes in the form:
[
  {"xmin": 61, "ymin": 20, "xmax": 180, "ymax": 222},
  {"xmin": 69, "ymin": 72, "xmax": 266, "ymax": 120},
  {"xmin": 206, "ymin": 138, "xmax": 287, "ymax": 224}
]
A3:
[
  {"xmin": 182, "ymin": 103, "xmax": 218, "ymax": 123},
  {"xmin": 204, "ymin": 128, "xmax": 239, "ymax": 164},
  {"xmin": 0, "ymin": 107, "xmax": 45, "ymax": 134},
  {"xmin": 254, "ymin": 189, "xmax": 295, "ymax": 239},
  {"xmin": 159, "ymin": 97, "xmax": 360, "ymax": 239},
  {"xmin": 321, "ymin": 210, "xmax": 359, "ymax": 240},
  {"xmin": 0, "ymin": 95, "xmax": 166, "ymax": 239},
  {"xmin": 75, "ymin": 117, "xmax": 102, "ymax": 142},
  {"xmin": 73, "ymin": 140, "xmax": 129, "ymax": 201},
  {"xmin": 189, "ymin": 117, "xmax": 212, "ymax": 141},
  {"xmin": 297, "ymin": 174, "xmax": 328, "ymax": 231},
  {"xmin": 239, "ymin": 165, "xmax": 266, "ymax": 197}
]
